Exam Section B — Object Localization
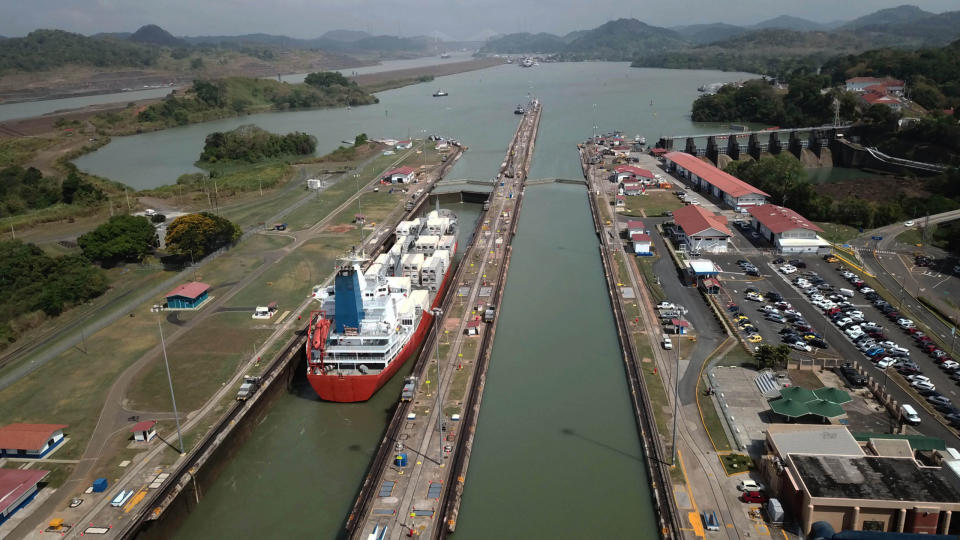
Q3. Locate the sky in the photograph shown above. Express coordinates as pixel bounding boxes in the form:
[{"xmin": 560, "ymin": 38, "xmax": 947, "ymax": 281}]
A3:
[{"xmin": 0, "ymin": 0, "xmax": 957, "ymax": 41}]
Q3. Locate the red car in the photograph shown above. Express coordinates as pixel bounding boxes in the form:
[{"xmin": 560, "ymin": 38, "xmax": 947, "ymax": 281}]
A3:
[{"xmin": 742, "ymin": 491, "xmax": 769, "ymax": 503}]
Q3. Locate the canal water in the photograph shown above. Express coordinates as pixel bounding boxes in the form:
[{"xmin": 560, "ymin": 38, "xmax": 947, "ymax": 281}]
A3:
[{"xmin": 107, "ymin": 63, "xmax": 753, "ymax": 539}]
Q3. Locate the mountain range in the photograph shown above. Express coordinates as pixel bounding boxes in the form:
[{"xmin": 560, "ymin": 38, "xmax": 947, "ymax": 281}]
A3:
[{"xmin": 480, "ymin": 5, "xmax": 959, "ymax": 62}]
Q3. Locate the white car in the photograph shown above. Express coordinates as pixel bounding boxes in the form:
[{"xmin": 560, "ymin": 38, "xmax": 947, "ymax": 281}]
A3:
[
  {"xmin": 904, "ymin": 220, "xmax": 915, "ymax": 227},
  {"xmin": 737, "ymin": 479, "xmax": 763, "ymax": 492},
  {"xmin": 907, "ymin": 375, "xmax": 931, "ymax": 384},
  {"xmin": 779, "ymin": 265, "xmax": 797, "ymax": 274},
  {"xmin": 746, "ymin": 292, "xmax": 764, "ymax": 302},
  {"xmin": 861, "ymin": 322, "xmax": 882, "ymax": 331},
  {"xmin": 836, "ymin": 318, "xmax": 853, "ymax": 327},
  {"xmin": 941, "ymin": 360, "xmax": 960, "ymax": 371},
  {"xmin": 876, "ymin": 357, "xmax": 897, "ymax": 369},
  {"xmin": 791, "ymin": 341, "xmax": 813, "ymax": 352},
  {"xmin": 657, "ymin": 302, "xmax": 677, "ymax": 310},
  {"xmin": 897, "ymin": 318, "xmax": 915, "ymax": 329},
  {"xmin": 860, "ymin": 287, "xmax": 874, "ymax": 294},
  {"xmin": 912, "ymin": 380, "xmax": 936, "ymax": 392}
]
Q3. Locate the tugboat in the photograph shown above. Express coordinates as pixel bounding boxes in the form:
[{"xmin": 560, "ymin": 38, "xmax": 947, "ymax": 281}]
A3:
[
  {"xmin": 514, "ymin": 104, "xmax": 525, "ymax": 115},
  {"xmin": 433, "ymin": 89, "xmax": 448, "ymax": 97}
]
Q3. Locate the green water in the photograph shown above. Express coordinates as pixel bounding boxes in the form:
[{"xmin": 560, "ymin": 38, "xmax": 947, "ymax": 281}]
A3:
[{"xmin": 157, "ymin": 63, "xmax": 754, "ymax": 539}]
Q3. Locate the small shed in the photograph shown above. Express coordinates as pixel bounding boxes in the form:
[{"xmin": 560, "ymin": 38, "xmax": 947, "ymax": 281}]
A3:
[
  {"xmin": 165, "ymin": 282, "xmax": 210, "ymax": 310},
  {"xmin": 130, "ymin": 420, "xmax": 157, "ymax": 443},
  {"xmin": 615, "ymin": 194, "xmax": 625, "ymax": 207},
  {"xmin": 92, "ymin": 478, "xmax": 108, "ymax": 493},
  {"xmin": 626, "ymin": 220, "xmax": 646, "ymax": 237},
  {"xmin": 670, "ymin": 319, "xmax": 690, "ymax": 335},
  {"xmin": 700, "ymin": 277, "xmax": 721, "ymax": 294},
  {"xmin": 465, "ymin": 320, "xmax": 481, "ymax": 336},
  {"xmin": 631, "ymin": 233, "xmax": 653, "ymax": 256}
]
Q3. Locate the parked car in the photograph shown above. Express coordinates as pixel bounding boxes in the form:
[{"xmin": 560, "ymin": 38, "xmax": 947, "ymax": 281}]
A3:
[
  {"xmin": 742, "ymin": 491, "xmax": 769, "ymax": 504},
  {"xmin": 737, "ymin": 479, "xmax": 763, "ymax": 492},
  {"xmin": 912, "ymin": 380, "xmax": 936, "ymax": 392}
]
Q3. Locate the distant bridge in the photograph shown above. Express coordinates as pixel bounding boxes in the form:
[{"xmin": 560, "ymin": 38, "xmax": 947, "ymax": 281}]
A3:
[{"xmin": 656, "ymin": 125, "xmax": 851, "ymax": 164}]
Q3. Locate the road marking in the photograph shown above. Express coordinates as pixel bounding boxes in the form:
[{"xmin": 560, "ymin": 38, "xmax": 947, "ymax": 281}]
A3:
[{"xmin": 688, "ymin": 512, "xmax": 706, "ymax": 538}]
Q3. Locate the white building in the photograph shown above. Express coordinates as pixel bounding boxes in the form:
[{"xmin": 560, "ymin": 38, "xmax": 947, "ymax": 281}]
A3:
[
  {"xmin": 383, "ymin": 167, "xmax": 417, "ymax": 184},
  {"xmin": 747, "ymin": 204, "xmax": 831, "ymax": 254},
  {"xmin": 631, "ymin": 233, "xmax": 653, "ymax": 256}
]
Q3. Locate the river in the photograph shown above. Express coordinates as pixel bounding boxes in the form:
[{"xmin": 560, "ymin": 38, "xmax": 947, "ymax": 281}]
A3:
[{"xmin": 104, "ymin": 63, "xmax": 753, "ymax": 539}]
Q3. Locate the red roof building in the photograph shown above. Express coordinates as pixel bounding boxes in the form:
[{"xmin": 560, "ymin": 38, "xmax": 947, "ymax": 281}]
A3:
[
  {"xmin": 747, "ymin": 204, "xmax": 830, "ymax": 254},
  {"xmin": 0, "ymin": 424, "xmax": 68, "ymax": 458},
  {"xmin": 626, "ymin": 220, "xmax": 645, "ymax": 233},
  {"xmin": 131, "ymin": 420, "xmax": 158, "ymax": 442},
  {"xmin": 631, "ymin": 233, "xmax": 653, "ymax": 256},
  {"xmin": 671, "ymin": 205, "xmax": 731, "ymax": 253},
  {"xmin": 615, "ymin": 165, "xmax": 655, "ymax": 179},
  {"xmin": 650, "ymin": 148, "xmax": 668, "ymax": 156},
  {"xmin": 165, "ymin": 282, "xmax": 210, "ymax": 300},
  {"xmin": 0, "ymin": 468, "xmax": 50, "ymax": 519},
  {"xmin": 664, "ymin": 152, "xmax": 768, "ymax": 209},
  {"xmin": 383, "ymin": 167, "xmax": 417, "ymax": 183}
]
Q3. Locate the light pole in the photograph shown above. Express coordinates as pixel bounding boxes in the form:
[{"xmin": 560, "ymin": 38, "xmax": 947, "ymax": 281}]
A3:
[
  {"xmin": 432, "ymin": 307, "xmax": 444, "ymax": 461},
  {"xmin": 159, "ymin": 321, "xmax": 184, "ymax": 454},
  {"xmin": 671, "ymin": 333, "xmax": 680, "ymax": 466}
]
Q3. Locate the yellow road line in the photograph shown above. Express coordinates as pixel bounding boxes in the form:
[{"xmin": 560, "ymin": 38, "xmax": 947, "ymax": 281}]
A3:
[
  {"xmin": 688, "ymin": 511, "xmax": 706, "ymax": 538},
  {"xmin": 676, "ymin": 450, "xmax": 699, "ymax": 515}
]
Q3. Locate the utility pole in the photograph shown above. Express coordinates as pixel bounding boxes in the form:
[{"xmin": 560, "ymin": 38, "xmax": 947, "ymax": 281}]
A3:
[
  {"xmin": 671, "ymin": 334, "xmax": 681, "ymax": 466},
  {"xmin": 259, "ymin": 178, "xmax": 263, "ymax": 197},
  {"xmin": 79, "ymin": 327, "xmax": 87, "ymax": 354},
  {"xmin": 9, "ymin": 223, "xmax": 14, "ymax": 239},
  {"xmin": 124, "ymin": 188, "xmax": 132, "ymax": 211},
  {"xmin": 433, "ymin": 308, "xmax": 443, "ymax": 462},
  {"xmin": 213, "ymin": 179, "xmax": 220, "ymax": 215},
  {"xmin": 159, "ymin": 321, "xmax": 185, "ymax": 454}
]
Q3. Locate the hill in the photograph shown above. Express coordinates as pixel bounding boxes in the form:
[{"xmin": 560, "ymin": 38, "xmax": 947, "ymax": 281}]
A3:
[
  {"xmin": 841, "ymin": 4, "xmax": 933, "ymax": 29},
  {"xmin": 320, "ymin": 29, "xmax": 372, "ymax": 42},
  {"xmin": 0, "ymin": 29, "xmax": 158, "ymax": 74},
  {"xmin": 750, "ymin": 15, "xmax": 832, "ymax": 31},
  {"xmin": 481, "ymin": 18, "xmax": 685, "ymax": 59},
  {"xmin": 672, "ymin": 23, "xmax": 748, "ymax": 45},
  {"xmin": 129, "ymin": 24, "xmax": 184, "ymax": 46},
  {"xmin": 856, "ymin": 10, "xmax": 960, "ymax": 43},
  {"xmin": 561, "ymin": 18, "xmax": 685, "ymax": 60}
]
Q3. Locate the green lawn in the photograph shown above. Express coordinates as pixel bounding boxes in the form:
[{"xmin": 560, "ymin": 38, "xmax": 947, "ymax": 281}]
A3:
[
  {"xmin": 697, "ymin": 376, "xmax": 732, "ymax": 452},
  {"xmin": 815, "ymin": 222, "xmax": 859, "ymax": 244},
  {"xmin": 720, "ymin": 453, "xmax": 753, "ymax": 474},
  {"xmin": 787, "ymin": 369, "xmax": 823, "ymax": 389},
  {"xmin": 619, "ymin": 191, "xmax": 684, "ymax": 218},
  {"xmin": 715, "ymin": 345, "xmax": 756, "ymax": 368}
]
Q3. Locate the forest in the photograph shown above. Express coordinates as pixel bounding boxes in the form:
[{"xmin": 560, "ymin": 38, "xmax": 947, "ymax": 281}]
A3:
[{"xmin": 198, "ymin": 125, "xmax": 316, "ymax": 163}]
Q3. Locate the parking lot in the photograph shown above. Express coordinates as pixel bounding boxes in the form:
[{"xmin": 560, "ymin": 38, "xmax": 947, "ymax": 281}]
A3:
[{"xmin": 710, "ymin": 239, "xmax": 960, "ymax": 444}]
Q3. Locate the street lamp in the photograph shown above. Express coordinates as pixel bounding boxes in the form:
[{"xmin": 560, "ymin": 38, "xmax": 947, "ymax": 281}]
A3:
[
  {"xmin": 671, "ymin": 333, "xmax": 680, "ymax": 466},
  {"xmin": 432, "ymin": 307, "xmax": 444, "ymax": 461}
]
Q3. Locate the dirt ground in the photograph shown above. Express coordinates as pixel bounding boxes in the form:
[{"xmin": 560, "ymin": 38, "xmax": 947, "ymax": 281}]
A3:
[
  {"xmin": 816, "ymin": 175, "xmax": 930, "ymax": 204},
  {"xmin": 352, "ymin": 57, "xmax": 504, "ymax": 88}
]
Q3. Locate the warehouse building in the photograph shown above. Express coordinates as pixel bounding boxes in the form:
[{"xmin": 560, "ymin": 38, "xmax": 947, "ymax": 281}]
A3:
[
  {"xmin": 0, "ymin": 423, "xmax": 68, "ymax": 458},
  {"xmin": 0, "ymin": 469, "xmax": 50, "ymax": 523},
  {"xmin": 747, "ymin": 204, "xmax": 831, "ymax": 254},
  {"xmin": 664, "ymin": 152, "xmax": 768, "ymax": 210}
]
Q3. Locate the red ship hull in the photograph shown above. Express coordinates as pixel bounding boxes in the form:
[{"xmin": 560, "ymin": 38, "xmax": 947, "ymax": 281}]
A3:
[{"xmin": 306, "ymin": 243, "xmax": 456, "ymax": 402}]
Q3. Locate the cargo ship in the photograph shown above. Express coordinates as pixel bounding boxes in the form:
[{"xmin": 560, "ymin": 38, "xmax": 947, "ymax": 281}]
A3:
[{"xmin": 306, "ymin": 209, "xmax": 458, "ymax": 402}]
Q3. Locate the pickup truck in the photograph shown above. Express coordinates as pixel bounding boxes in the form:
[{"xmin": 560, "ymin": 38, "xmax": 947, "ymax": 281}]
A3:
[{"xmin": 236, "ymin": 375, "xmax": 262, "ymax": 401}]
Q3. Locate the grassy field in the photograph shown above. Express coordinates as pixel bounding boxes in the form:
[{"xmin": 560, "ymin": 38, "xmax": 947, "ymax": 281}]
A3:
[
  {"xmin": 896, "ymin": 226, "xmax": 931, "ymax": 247},
  {"xmin": 619, "ymin": 191, "xmax": 684, "ymax": 218},
  {"xmin": 787, "ymin": 369, "xmax": 823, "ymax": 389},
  {"xmin": 696, "ymin": 375, "xmax": 732, "ymax": 452},
  {"xmin": 720, "ymin": 453, "xmax": 752, "ymax": 474},
  {"xmin": 815, "ymin": 222, "xmax": 859, "ymax": 244},
  {"xmin": 635, "ymin": 256, "xmax": 666, "ymax": 304},
  {"xmin": 0, "ymin": 136, "xmax": 58, "ymax": 167},
  {"xmin": 715, "ymin": 345, "xmax": 756, "ymax": 368}
]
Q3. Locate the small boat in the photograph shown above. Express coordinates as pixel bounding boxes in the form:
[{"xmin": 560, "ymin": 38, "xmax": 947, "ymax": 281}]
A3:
[
  {"xmin": 514, "ymin": 105, "xmax": 525, "ymax": 115},
  {"xmin": 440, "ymin": 52, "xmax": 451, "ymax": 59},
  {"xmin": 433, "ymin": 89, "xmax": 448, "ymax": 97}
]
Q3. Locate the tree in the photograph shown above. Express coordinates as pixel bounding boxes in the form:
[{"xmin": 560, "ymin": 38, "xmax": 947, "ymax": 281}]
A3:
[
  {"xmin": 304, "ymin": 71, "xmax": 351, "ymax": 88},
  {"xmin": 78, "ymin": 214, "xmax": 157, "ymax": 266},
  {"xmin": 190, "ymin": 57, "xmax": 204, "ymax": 71},
  {"xmin": 60, "ymin": 168, "xmax": 104, "ymax": 205},
  {"xmin": 165, "ymin": 212, "xmax": 241, "ymax": 260},
  {"xmin": 754, "ymin": 344, "xmax": 791, "ymax": 370},
  {"xmin": 354, "ymin": 133, "xmax": 368, "ymax": 146}
]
